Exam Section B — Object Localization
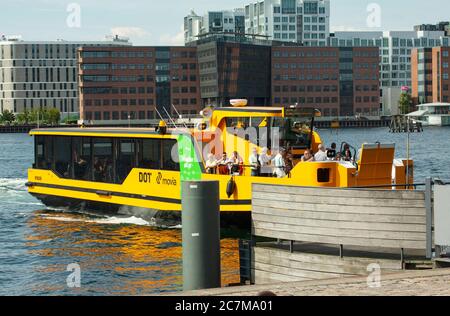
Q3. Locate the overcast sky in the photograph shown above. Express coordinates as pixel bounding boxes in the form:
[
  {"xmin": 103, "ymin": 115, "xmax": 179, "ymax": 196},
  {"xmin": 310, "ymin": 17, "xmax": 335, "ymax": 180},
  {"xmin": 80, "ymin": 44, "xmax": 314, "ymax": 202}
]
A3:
[{"xmin": 0, "ymin": 0, "xmax": 449, "ymax": 45}]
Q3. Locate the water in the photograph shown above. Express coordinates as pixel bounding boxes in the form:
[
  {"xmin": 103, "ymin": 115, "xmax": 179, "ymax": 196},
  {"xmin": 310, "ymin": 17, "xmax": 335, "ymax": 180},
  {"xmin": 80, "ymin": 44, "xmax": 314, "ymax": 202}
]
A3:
[{"xmin": 0, "ymin": 128, "xmax": 449, "ymax": 295}]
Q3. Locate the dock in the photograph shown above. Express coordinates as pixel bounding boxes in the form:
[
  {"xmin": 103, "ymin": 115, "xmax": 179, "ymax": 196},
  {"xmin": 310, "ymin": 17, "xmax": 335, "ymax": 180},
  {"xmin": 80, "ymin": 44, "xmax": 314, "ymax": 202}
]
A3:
[
  {"xmin": 170, "ymin": 268, "xmax": 450, "ymax": 296},
  {"xmin": 171, "ymin": 179, "xmax": 450, "ymax": 296}
]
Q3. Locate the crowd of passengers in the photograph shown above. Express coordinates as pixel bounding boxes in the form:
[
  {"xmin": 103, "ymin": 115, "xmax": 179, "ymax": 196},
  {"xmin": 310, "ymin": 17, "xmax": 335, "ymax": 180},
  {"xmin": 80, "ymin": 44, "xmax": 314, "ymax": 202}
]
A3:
[{"xmin": 204, "ymin": 142, "xmax": 355, "ymax": 178}]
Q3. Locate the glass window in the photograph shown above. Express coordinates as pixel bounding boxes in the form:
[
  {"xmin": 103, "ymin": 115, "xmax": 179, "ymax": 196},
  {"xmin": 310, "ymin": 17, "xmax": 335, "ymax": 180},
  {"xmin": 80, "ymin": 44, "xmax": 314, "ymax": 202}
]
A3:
[
  {"xmin": 35, "ymin": 136, "xmax": 53, "ymax": 170},
  {"xmin": 163, "ymin": 140, "xmax": 179, "ymax": 171},
  {"xmin": 116, "ymin": 139, "xmax": 136, "ymax": 184},
  {"xmin": 138, "ymin": 139, "xmax": 161, "ymax": 169},
  {"xmin": 54, "ymin": 137, "xmax": 72, "ymax": 178},
  {"xmin": 72, "ymin": 137, "xmax": 92, "ymax": 181},
  {"xmin": 93, "ymin": 138, "xmax": 113, "ymax": 183}
]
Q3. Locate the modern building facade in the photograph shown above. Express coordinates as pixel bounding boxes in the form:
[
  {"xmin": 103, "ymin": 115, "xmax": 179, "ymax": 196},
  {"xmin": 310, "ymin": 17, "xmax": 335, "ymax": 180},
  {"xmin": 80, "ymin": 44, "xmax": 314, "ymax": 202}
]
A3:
[
  {"xmin": 412, "ymin": 46, "xmax": 450, "ymax": 105},
  {"xmin": 0, "ymin": 36, "xmax": 130, "ymax": 118},
  {"xmin": 414, "ymin": 22, "xmax": 450, "ymax": 35},
  {"xmin": 184, "ymin": 9, "xmax": 245, "ymax": 45},
  {"xmin": 78, "ymin": 46, "xmax": 201, "ymax": 122},
  {"xmin": 329, "ymin": 31, "xmax": 450, "ymax": 115},
  {"xmin": 244, "ymin": 0, "xmax": 330, "ymax": 46},
  {"xmin": 197, "ymin": 36, "xmax": 272, "ymax": 107},
  {"xmin": 271, "ymin": 46, "xmax": 380, "ymax": 117}
]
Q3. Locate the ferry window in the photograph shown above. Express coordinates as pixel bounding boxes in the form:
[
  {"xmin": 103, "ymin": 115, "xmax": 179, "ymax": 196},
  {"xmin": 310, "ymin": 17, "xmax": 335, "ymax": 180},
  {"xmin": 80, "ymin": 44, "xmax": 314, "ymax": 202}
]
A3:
[
  {"xmin": 137, "ymin": 139, "xmax": 162, "ymax": 169},
  {"xmin": 54, "ymin": 136, "xmax": 72, "ymax": 178},
  {"xmin": 92, "ymin": 138, "xmax": 114, "ymax": 183},
  {"xmin": 35, "ymin": 136, "xmax": 53, "ymax": 170},
  {"xmin": 72, "ymin": 137, "xmax": 92, "ymax": 181},
  {"xmin": 163, "ymin": 140, "xmax": 180, "ymax": 171},
  {"xmin": 116, "ymin": 139, "xmax": 136, "ymax": 184},
  {"xmin": 226, "ymin": 118, "xmax": 250, "ymax": 129}
]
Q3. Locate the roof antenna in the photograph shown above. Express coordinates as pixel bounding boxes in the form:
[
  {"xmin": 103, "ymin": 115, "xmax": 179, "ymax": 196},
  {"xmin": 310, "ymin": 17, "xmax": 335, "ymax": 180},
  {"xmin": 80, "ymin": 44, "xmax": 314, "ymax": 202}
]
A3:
[
  {"xmin": 171, "ymin": 104, "xmax": 189, "ymax": 129},
  {"xmin": 154, "ymin": 107, "xmax": 169, "ymax": 127},
  {"xmin": 162, "ymin": 106, "xmax": 179, "ymax": 130}
]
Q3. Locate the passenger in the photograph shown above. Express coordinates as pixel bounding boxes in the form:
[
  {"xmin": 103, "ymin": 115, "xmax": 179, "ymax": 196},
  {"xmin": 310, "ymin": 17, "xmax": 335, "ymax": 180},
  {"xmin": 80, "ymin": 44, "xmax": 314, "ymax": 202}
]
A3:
[
  {"xmin": 343, "ymin": 148, "xmax": 353, "ymax": 162},
  {"xmin": 249, "ymin": 148, "xmax": 260, "ymax": 177},
  {"xmin": 217, "ymin": 152, "xmax": 230, "ymax": 175},
  {"xmin": 326, "ymin": 142, "xmax": 337, "ymax": 160},
  {"xmin": 229, "ymin": 151, "xmax": 242, "ymax": 175},
  {"xmin": 314, "ymin": 144, "xmax": 328, "ymax": 162},
  {"xmin": 205, "ymin": 153, "xmax": 218, "ymax": 174},
  {"xmin": 284, "ymin": 149, "xmax": 294, "ymax": 177},
  {"xmin": 93, "ymin": 157, "xmax": 105, "ymax": 182},
  {"xmin": 341, "ymin": 143, "xmax": 352, "ymax": 160},
  {"xmin": 258, "ymin": 147, "xmax": 272, "ymax": 177},
  {"xmin": 272, "ymin": 148, "xmax": 287, "ymax": 178},
  {"xmin": 301, "ymin": 149, "xmax": 315, "ymax": 162}
]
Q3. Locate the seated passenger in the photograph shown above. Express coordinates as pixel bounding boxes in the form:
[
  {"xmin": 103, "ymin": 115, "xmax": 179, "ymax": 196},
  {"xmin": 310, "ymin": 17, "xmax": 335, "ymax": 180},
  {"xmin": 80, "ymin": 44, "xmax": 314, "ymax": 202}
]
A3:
[
  {"xmin": 229, "ymin": 151, "xmax": 242, "ymax": 175},
  {"xmin": 326, "ymin": 142, "xmax": 337, "ymax": 160},
  {"xmin": 284, "ymin": 149, "xmax": 294, "ymax": 177},
  {"xmin": 217, "ymin": 152, "xmax": 230, "ymax": 175},
  {"xmin": 205, "ymin": 154, "xmax": 218, "ymax": 174},
  {"xmin": 301, "ymin": 149, "xmax": 315, "ymax": 162},
  {"xmin": 314, "ymin": 144, "xmax": 328, "ymax": 162}
]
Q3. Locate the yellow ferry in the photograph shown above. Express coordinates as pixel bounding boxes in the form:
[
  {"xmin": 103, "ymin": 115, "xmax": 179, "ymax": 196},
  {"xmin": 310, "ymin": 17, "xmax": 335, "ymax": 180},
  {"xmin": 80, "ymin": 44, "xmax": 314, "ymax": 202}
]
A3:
[{"xmin": 26, "ymin": 104, "xmax": 413, "ymax": 224}]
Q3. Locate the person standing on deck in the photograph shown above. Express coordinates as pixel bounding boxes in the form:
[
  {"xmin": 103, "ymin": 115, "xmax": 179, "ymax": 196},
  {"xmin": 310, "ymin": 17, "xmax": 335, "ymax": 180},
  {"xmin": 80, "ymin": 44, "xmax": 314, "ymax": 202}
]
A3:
[
  {"xmin": 273, "ymin": 148, "xmax": 286, "ymax": 178},
  {"xmin": 259, "ymin": 147, "xmax": 272, "ymax": 177},
  {"xmin": 249, "ymin": 148, "xmax": 260, "ymax": 177}
]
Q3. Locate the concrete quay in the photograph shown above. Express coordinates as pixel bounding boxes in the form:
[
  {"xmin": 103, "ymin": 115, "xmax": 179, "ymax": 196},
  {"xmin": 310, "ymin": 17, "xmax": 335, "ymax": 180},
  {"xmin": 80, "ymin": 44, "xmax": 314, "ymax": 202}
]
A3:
[{"xmin": 167, "ymin": 268, "xmax": 450, "ymax": 296}]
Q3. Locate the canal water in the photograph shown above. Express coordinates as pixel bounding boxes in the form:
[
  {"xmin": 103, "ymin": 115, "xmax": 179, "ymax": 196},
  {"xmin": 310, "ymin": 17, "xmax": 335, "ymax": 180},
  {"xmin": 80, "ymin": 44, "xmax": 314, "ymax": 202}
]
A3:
[{"xmin": 0, "ymin": 127, "xmax": 449, "ymax": 295}]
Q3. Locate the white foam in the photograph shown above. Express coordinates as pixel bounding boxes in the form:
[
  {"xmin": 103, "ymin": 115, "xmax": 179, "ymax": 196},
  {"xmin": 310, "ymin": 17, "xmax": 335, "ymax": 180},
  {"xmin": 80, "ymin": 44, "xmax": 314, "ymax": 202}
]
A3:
[
  {"xmin": 0, "ymin": 178, "xmax": 27, "ymax": 191},
  {"xmin": 39, "ymin": 214, "xmax": 151, "ymax": 226}
]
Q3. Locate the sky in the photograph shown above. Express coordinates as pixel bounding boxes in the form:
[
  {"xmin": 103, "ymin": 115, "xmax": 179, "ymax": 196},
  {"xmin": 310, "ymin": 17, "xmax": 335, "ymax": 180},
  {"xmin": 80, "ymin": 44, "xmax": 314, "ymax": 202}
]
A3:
[{"xmin": 0, "ymin": 0, "xmax": 449, "ymax": 45}]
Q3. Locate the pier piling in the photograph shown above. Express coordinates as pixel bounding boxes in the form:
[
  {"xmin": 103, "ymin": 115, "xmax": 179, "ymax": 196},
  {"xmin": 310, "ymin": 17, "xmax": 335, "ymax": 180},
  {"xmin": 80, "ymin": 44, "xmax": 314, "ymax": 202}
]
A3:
[{"xmin": 181, "ymin": 180, "xmax": 221, "ymax": 291}]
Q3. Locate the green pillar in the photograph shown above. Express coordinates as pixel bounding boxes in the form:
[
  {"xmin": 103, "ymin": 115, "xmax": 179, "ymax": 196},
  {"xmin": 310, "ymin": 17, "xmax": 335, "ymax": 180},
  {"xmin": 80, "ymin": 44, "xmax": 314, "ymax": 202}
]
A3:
[{"xmin": 182, "ymin": 180, "xmax": 221, "ymax": 291}]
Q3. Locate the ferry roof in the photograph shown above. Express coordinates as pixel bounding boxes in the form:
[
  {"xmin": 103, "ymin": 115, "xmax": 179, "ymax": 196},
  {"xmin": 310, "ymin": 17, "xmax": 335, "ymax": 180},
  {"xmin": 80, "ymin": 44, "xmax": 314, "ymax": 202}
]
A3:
[
  {"xmin": 214, "ymin": 106, "xmax": 284, "ymax": 114},
  {"xmin": 417, "ymin": 102, "xmax": 450, "ymax": 108},
  {"xmin": 29, "ymin": 127, "xmax": 192, "ymax": 138}
]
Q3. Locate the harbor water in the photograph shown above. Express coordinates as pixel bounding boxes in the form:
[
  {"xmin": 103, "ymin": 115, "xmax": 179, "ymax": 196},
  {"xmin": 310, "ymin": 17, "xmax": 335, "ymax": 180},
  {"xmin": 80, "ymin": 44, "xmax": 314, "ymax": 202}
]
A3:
[{"xmin": 0, "ymin": 127, "xmax": 449, "ymax": 295}]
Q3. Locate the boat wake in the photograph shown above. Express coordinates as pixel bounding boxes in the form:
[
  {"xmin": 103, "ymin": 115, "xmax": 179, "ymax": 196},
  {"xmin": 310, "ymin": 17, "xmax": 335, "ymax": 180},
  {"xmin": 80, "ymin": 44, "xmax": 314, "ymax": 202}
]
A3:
[
  {"xmin": 37, "ymin": 213, "xmax": 152, "ymax": 227},
  {"xmin": 0, "ymin": 178, "xmax": 27, "ymax": 192}
]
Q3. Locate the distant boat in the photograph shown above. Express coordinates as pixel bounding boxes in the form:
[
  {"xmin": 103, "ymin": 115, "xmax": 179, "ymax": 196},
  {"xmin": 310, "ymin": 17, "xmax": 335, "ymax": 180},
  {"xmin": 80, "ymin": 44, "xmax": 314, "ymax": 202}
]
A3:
[{"xmin": 407, "ymin": 103, "xmax": 450, "ymax": 126}]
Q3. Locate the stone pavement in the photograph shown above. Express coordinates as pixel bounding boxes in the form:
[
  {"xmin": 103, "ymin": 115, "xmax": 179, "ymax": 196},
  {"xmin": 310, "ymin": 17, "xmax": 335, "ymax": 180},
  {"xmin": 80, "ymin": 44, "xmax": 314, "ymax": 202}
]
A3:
[{"xmin": 166, "ymin": 268, "xmax": 450, "ymax": 296}]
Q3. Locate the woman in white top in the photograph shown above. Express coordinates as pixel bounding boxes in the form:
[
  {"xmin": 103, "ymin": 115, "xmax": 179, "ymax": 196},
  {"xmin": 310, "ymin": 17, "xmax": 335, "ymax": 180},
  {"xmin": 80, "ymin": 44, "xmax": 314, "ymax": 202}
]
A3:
[{"xmin": 272, "ymin": 148, "xmax": 286, "ymax": 178}]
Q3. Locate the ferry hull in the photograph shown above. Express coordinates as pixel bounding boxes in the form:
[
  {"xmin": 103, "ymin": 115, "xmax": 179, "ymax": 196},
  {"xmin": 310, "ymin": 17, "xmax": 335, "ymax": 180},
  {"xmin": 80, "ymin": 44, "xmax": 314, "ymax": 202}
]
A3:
[{"xmin": 31, "ymin": 193, "xmax": 251, "ymax": 228}]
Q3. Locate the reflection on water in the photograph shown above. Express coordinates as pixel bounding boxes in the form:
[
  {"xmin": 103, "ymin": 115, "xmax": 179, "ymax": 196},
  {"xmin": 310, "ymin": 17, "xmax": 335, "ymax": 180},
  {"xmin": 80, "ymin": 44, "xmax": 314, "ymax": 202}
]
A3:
[{"xmin": 25, "ymin": 210, "xmax": 240, "ymax": 295}]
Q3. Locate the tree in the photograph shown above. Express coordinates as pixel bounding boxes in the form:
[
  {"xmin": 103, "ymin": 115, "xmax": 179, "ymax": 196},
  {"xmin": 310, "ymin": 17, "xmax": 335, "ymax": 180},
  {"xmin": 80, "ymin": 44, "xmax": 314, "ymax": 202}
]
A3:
[
  {"xmin": 47, "ymin": 108, "xmax": 61, "ymax": 125},
  {"xmin": 398, "ymin": 92, "xmax": 412, "ymax": 115},
  {"xmin": 0, "ymin": 110, "xmax": 15, "ymax": 124},
  {"xmin": 16, "ymin": 110, "xmax": 31, "ymax": 125}
]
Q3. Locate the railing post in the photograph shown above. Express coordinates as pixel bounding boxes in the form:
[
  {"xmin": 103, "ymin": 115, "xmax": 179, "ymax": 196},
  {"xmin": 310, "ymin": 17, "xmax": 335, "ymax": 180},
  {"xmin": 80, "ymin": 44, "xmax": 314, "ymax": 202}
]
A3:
[{"xmin": 425, "ymin": 177, "xmax": 433, "ymax": 260}]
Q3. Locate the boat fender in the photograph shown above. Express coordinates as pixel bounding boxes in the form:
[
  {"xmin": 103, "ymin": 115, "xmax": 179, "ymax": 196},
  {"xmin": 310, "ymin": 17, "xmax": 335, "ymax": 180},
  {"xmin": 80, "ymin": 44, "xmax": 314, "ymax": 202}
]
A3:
[{"xmin": 226, "ymin": 177, "xmax": 236, "ymax": 198}]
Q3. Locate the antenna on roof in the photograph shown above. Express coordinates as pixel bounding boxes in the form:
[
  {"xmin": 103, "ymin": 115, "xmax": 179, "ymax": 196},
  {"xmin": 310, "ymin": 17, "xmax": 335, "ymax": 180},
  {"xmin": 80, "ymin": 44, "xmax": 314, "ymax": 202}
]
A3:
[
  {"xmin": 154, "ymin": 107, "xmax": 169, "ymax": 127},
  {"xmin": 162, "ymin": 107, "xmax": 179, "ymax": 130},
  {"xmin": 171, "ymin": 104, "xmax": 189, "ymax": 129}
]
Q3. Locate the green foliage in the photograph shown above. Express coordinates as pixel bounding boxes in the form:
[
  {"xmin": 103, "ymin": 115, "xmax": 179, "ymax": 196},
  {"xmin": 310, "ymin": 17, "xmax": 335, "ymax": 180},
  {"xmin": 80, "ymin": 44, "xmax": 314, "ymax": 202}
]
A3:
[
  {"xmin": 0, "ymin": 110, "xmax": 15, "ymax": 124},
  {"xmin": 16, "ymin": 109, "xmax": 31, "ymax": 124},
  {"xmin": 398, "ymin": 92, "xmax": 412, "ymax": 115}
]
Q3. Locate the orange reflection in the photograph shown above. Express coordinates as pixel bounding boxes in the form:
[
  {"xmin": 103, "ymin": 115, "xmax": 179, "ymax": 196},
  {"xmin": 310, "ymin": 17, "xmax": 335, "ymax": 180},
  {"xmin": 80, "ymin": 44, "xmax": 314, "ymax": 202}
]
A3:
[{"xmin": 26, "ymin": 211, "xmax": 240, "ymax": 294}]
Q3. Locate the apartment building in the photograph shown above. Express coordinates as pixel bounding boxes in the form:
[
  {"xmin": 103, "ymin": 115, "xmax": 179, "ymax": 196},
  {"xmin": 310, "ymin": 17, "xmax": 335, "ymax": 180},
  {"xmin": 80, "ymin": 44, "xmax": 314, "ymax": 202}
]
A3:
[
  {"xmin": 0, "ymin": 36, "xmax": 130, "ymax": 118},
  {"xmin": 271, "ymin": 46, "xmax": 380, "ymax": 117},
  {"xmin": 244, "ymin": 0, "xmax": 330, "ymax": 46},
  {"xmin": 184, "ymin": 9, "xmax": 245, "ymax": 45},
  {"xmin": 78, "ymin": 46, "xmax": 201, "ymax": 122}
]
